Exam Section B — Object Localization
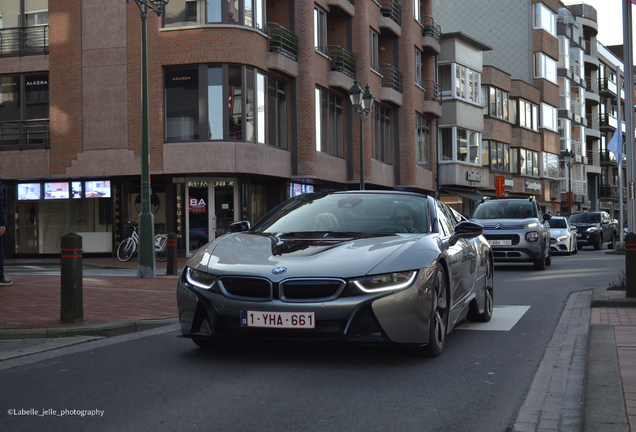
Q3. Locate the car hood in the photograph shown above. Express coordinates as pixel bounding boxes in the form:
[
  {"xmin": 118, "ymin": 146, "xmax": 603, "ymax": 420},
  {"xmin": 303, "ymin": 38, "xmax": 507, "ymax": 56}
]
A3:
[
  {"xmin": 570, "ymin": 223, "xmax": 599, "ymax": 229},
  {"xmin": 470, "ymin": 217, "xmax": 539, "ymax": 229},
  {"xmin": 550, "ymin": 228, "xmax": 569, "ymax": 237},
  {"xmin": 186, "ymin": 232, "xmax": 439, "ymax": 280}
]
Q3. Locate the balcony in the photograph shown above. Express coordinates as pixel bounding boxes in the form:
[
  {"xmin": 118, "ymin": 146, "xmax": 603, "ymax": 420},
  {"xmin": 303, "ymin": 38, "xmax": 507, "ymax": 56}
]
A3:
[
  {"xmin": 421, "ymin": 79, "xmax": 442, "ymax": 118},
  {"xmin": 569, "ymin": 60, "xmax": 581, "ymax": 83},
  {"xmin": 379, "ymin": 63, "xmax": 403, "ymax": 106},
  {"xmin": 419, "ymin": 16, "xmax": 441, "ymax": 55},
  {"xmin": 326, "ymin": 0, "xmax": 355, "ymax": 17},
  {"xmin": 0, "ymin": 120, "xmax": 50, "ymax": 150},
  {"xmin": 600, "ymin": 149, "xmax": 618, "ymax": 165},
  {"xmin": 599, "ymin": 113, "xmax": 617, "ymax": 132},
  {"xmin": 599, "ymin": 78, "xmax": 617, "ymax": 97},
  {"xmin": 379, "ymin": 0, "xmax": 401, "ymax": 36},
  {"xmin": 600, "ymin": 184, "xmax": 620, "ymax": 199},
  {"xmin": 327, "ymin": 45, "xmax": 356, "ymax": 90},
  {"xmin": 0, "ymin": 26, "xmax": 49, "ymax": 57},
  {"xmin": 266, "ymin": 24, "xmax": 299, "ymax": 77}
]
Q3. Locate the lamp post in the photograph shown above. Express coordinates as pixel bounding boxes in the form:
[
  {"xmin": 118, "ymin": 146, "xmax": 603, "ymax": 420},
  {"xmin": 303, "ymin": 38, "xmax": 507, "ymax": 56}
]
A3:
[
  {"xmin": 564, "ymin": 149, "xmax": 573, "ymax": 215},
  {"xmin": 348, "ymin": 81, "xmax": 375, "ymax": 190},
  {"xmin": 128, "ymin": 0, "xmax": 168, "ymax": 278}
]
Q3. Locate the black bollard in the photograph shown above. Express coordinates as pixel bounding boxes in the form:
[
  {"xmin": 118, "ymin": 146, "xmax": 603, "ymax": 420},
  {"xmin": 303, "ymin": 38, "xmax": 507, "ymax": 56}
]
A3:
[
  {"xmin": 626, "ymin": 232, "xmax": 636, "ymax": 299},
  {"xmin": 166, "ymin": 232, "xmax": 178, "ymax": 276},
  {"xmin": 60, "ymin": 233, "xmax": 83, "ymax": 323}
]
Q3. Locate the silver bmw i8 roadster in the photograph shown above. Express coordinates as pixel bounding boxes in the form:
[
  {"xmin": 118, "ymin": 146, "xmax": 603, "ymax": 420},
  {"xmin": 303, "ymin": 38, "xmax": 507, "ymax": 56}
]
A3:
[{"xmin": 177, "ymin": 191, "xmax": 493, "ymax": 357}]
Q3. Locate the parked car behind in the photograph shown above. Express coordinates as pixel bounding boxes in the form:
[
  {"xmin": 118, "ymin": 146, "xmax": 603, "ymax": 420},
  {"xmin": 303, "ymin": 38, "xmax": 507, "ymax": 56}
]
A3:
[
  {"xmin": 470, "ymin": 196, "xmax": 551, "ymax": 270},
  {"xmin": 549, "ymin": 216, "xmax": 577, "ymax": 255},
  {"xmin": 569, "ymin": 211, "xmax": 617, "ymax": 250},
  {"xmin": 177, "ymin": 190, "xmax": 494, "ymax": 357}
]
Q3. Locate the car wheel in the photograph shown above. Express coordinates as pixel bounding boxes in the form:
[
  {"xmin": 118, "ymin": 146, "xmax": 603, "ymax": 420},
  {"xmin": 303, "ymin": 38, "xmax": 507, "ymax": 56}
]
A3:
[
  {"xmin": 608, "ymin": 233, "xmax": 616, "ymax": 250},
  {"xmin": 534, "ymin": 247, "xmax": 547, "ymax": 270},
  {"xmin": 546, "ymin": 248, "xmax": 552, "ymax": 266},
  {"xmin": 469, "ymin": 257, "xmax": 493, "ymax": 323},
  {"xmin": 594, "ymin": 235, "xmax": 602, "ymax": 250},
  {"xmin": 422, "ymin": 264, "xmax": 449, "ymax": 357},
  {"xmin": 573, "ymin": 239, "xmax": 578, "ymax": 254},
  {"xmin": 577, "ymin": 243, "xmax": 582, "ymax": 251}
]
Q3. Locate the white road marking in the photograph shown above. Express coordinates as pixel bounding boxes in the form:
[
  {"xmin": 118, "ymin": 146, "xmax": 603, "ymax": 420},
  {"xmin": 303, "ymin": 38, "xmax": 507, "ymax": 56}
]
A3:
[{"xmin": 457, "ymin": 305, "xmax": 530, "ymax": 331}]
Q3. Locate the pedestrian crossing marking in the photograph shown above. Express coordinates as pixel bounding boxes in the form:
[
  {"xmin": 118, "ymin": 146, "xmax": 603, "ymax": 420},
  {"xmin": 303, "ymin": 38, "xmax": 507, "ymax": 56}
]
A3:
[{"xmin": 457, "ymin": 305, "xmax": 530, "ymax": 331}]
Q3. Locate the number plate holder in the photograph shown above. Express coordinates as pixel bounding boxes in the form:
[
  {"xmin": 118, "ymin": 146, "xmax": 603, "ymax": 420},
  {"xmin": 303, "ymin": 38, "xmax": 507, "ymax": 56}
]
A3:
[
  {"xmin": 489, "ymin": 240, "xmax": 512, "ymax": 246},
  {"xmin": 241, "ymin": 310, "xmax": 315, "ymax": 329}
]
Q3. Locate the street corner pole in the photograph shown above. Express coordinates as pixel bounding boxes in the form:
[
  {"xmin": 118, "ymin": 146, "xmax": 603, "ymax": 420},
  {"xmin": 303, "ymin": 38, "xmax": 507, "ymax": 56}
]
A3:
[{"xmin": 137, "ymin": 1, "xmax": 156, "ymax": 278}]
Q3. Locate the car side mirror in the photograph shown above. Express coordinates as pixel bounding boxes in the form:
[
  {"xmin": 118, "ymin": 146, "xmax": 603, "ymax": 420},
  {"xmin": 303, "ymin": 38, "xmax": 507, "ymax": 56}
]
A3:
[
  {"xmin": 449, "ymin": 221, "xmax": 484, "ymax": 246},
  {"xmin": 543, "ymin": 213, "xmax": 552, "ymax": 222},
  {"xmin": 602, "ymin": 219, "xmax": 610, "ymax": 225},
  {"xmin": 228, "ymin": 220, "xmax": 251, "ymax": 233},
  {"xmin": 570, "ymin": 226, "xmax": 577, "ymax": 231}
]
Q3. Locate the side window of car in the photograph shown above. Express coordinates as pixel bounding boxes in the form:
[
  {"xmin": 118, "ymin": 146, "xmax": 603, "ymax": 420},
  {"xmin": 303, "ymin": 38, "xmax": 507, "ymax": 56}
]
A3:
[{"xmin": 435, "ymin": 201, "xmax": 454, "ymax": 236}]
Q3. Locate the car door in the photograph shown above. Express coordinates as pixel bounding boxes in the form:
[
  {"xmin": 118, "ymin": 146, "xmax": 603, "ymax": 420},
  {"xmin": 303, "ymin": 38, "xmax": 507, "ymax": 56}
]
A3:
[{"xmin": 435, "ymin": 200, "xmax": 476, "ymax": 313}]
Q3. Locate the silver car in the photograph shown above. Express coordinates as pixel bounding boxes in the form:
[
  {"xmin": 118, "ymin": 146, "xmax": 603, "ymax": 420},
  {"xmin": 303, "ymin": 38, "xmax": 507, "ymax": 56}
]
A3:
[
  {"xmin": 470, "ymin": 197, "xmax": 552, "ymax": 270},
  {"xmin": 177, "ymin": 191, "xmax": 494, "ymax": 357},
  {"xmin": 549, "ymin": 216, "xmax": 577, "ymax": 255}
]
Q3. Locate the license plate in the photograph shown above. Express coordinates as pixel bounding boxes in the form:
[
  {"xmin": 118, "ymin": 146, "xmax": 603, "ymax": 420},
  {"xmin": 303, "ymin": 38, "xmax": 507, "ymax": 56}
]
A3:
[
  {"xmin": 489, "ymin": 240, "xmax": 512, "ymax": 246},
  {"xmin": 241, "ymin": 310, "xmax": 315, "ymax": 329}
]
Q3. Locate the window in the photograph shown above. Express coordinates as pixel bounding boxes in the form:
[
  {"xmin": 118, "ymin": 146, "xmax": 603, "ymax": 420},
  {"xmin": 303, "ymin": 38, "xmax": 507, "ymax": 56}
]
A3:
[
  {"xmin": 439, "ymin": 127, "xmax": 481, "ymax": 165},
  {"xmin": 315, "ymin": 86, "xmax": 343, "ymax": 157},
  {"xmin": 314, "ymin": 6, "xmax": 327, "ymax": 54},
  {"xmin": 516, "ymin": 99, "xmax": 539, "ymax": 131},
  {"xmin": 166, "ymin": 0, "xmax": 265, "ymax": 29},
  {"xmin": 559, "ymin": 118, "xmax": 571, "ymax": 151},
  {"xmin": 416, "ymin": 113, "xmax": 430, "ymax": 169},
  {"xmin": 520, "ymin": 149, "xmax": 540, "ymax": 177},
  {"xmin": 413, "ymin": 0, "xmax": 420, "ymax": 20},
  {"xmin": 370, "ymin": 29, "xmax": 380, "ymax": 72},
  {"xmin": 483, "ymin": 86, "xmax": 509, "ymax": 121},
  {"xmin": 484, "ymin": 141, "xmax": 511, "ymax": 172},
  {"xmin": 415, "ymin": 48, "xmax": 422, "ymax": 87},
  {"xmin": 452, "ymin": 64, "xmax": 480, "ymax": 104},
  {"xmin": 371, "ymin": 103, "xmax": 391, "ymax": 163},
  {"xmin": 0, "ymin": 73, "xmax": 49, "ymax": 150},
  {"xmin": 543, "ymin": 152, "xmax": 559, "ymax": 178},
  {"xmin": 533, "ymin": 3, "xmax": 556, "ymax": 36},
  {"xmin": 559, "ymin": 77, "xmax": 570, "ymax": 112},
  {"xmin": 165, "ymin": 64, "xmax": 287, "ymax": 147},
  {"xmin": 540, "ymin": 103, "xmax": 558, "ymax": 132},
  {"xmin": 534, "ymin": 52, "xmax": 557, "ymax": 84}
]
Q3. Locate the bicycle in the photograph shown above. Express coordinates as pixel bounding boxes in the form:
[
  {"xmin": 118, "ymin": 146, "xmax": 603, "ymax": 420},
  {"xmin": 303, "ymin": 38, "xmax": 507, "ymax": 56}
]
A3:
[{"xmin": 116, "ymin": 221, "xmax": 168, "ymax": 262}]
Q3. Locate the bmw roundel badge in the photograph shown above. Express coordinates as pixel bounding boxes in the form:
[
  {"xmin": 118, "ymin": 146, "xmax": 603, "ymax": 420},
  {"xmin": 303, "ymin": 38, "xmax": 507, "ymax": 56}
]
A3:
[{"xmin": 272, "ymin": 267, "xmax": 287, "ymax": 275}]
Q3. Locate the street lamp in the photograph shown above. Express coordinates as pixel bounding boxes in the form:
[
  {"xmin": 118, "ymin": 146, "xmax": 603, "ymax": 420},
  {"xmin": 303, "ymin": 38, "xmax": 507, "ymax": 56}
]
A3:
[
  {"xmin": 348, "ymin": 80, "xmax": 375, "ymax": 190},
  {"xmin": 128, "ymin": 0, "xmax": 169, "ymax": 278},
  {"xmin": 564, "ymin": 149, "xmax": 573, "ymax": 215}
]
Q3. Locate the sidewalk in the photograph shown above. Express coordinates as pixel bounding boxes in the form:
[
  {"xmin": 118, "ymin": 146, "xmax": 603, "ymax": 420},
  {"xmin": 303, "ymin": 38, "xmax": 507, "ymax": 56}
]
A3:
[{"xmin": 0, "ymin": 257, "xmax": 635, "ymax": 430}]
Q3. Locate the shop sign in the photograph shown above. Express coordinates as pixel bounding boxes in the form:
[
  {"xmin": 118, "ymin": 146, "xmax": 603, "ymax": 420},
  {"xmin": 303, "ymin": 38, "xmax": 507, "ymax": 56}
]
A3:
[
  {"xmin": 188, "ymin": 181, "xmax": 208, "ymax": 188},
  {"xmin": 504, "ymin": 177, "xmax": 514, "ymax": 189},
  {"xmin": 176, "ymin": 194, "xmax": 183, "ymax": 239},
  {"xmin": 466, "ymin": 171, "xmax": 482, "ymax": 182},
  {"xmin": 525, "ymin": 179, "xmax": 542, "ymax": 193}
]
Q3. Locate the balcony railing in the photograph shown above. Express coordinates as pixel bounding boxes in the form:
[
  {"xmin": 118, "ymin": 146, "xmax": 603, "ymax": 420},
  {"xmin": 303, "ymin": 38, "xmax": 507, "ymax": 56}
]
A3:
[
  {"xmin": 586, "ymin": 113, "xmax": 598, "ymax": 130},
  {"xmin": 0, "ymin": 120, "xmax": 50, "ymax": 150},
  {"xmin": 420, "ymin": 16, "xmax": 441, "ymax": 43},
  {"xmin": 327, "ymin": 45, "xmax": 356, "ymax": 79},
  {"xmin": 380, "ymin": 63, "xmax": 403, "ymax": 93},
  {"xmin": 585, "ymin": 76, "xmax": 598, "ymax": 93},
  {"xmin": 586, "ymin": 149, "xmax": 600, "ymax": 167},
  {"xmin": 600, "ymin": 149, "xmax": 617, "ymax": 164},
  {"xmin": 421, "ymin": 79, "xmax": 441, "ymax": 102},
  {"xmin": 569, "ymin": 60, "xmax": 580, "ymax": 79},
  {"xmin": 584, "ymin": 39, "xmax": 597, "ymax": 57},
  {"xmin": 600, "ymin": 113, "xmax": 618, "ymax": 130},
  {"xmin": 599, "ymin": 78, "xmax": 618, "ymax": 95},
  {"xmin": 600, "ymin": 184, "xmax": 620, "ymax": 198},
  {"xmin": 267, "ymin": 23, "xmax": 298, "ymax": 61},
  {"xmin": 0, "ymin": 26, "xmax": 49, "ymax": 57},
  {"xmin": 570, "ymin": 99, "xmax": 581, "ymax": 117},
  {"xmin": 380, "ymin": 0, "xmax": 402, "ymax": 26}
]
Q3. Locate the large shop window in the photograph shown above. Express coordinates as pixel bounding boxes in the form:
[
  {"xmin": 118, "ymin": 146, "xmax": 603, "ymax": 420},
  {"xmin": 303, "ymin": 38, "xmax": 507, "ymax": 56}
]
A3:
[
  {"xmin": 165, "ymin": 0, "xmax": 265, "ymax": 30},
  {"xmin": 165, "ymin": 65, "xmax": 287, "ymax": 148},
  {"xmin": 372, "ymin": 103, "xmax": 391, "ymax": 163},
  {"xmin": 416, "ymin": 113, "xmax": 430, "ymax": 169},
  {"xmin": 14, "ymin": 180, "xmax": 113, "ymax": 254},
  {"xmin": 0, "ymin": 73, "xmax": 49, "ymax": 150},
  {"xmin": 315, "ymin": 86, "xmax": 344, "ymax": 158}
]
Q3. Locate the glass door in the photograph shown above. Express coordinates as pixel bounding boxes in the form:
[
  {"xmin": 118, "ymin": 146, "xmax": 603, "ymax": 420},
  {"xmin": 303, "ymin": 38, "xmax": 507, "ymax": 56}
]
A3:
[{"xmin": 186, "ymin": 178, "xmax": 238, "ymax": 255}]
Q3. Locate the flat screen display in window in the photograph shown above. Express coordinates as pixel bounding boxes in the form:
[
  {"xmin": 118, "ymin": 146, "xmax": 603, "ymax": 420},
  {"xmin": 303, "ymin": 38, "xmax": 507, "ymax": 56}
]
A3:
[
  {"xmin": 44, "ymin": 182, "xmax": 69, "ymax": 199},
  {"xmin": 85, "ymin": 181, "xmax": 111, "ymax": 198},
  {"xmin": 17, "ymin": 183, "xmax": 41, "ymax": 201}
]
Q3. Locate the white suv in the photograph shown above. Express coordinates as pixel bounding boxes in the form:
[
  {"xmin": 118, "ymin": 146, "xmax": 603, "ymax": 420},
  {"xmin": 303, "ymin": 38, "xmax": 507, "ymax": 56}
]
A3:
[{"xmin": 470, "ymin": 197, "xmax": 552, "ymax": 270}]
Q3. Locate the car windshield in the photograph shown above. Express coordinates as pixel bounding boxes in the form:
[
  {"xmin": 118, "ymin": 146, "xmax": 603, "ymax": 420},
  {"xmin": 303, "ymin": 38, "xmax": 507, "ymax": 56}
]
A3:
[
  {"xmin": 472, "ymin": 201, "xmax": 534, "ymax": 219},
  {"xmin": 549, "ymin": 218, "xmax": 567, "ymax": 229},
  {"xmin": 251, "ymin": 193, "xmax": 430, "ymax": 234},
  {"xmin": 569, "ymin": 213, "xmax": 600, "ymax": 224}
]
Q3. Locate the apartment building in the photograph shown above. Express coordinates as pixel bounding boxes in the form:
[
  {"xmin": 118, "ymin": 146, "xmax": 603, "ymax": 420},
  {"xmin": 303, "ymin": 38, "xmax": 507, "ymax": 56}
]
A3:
[{"xmin": 0, "ymin": 0, "xmax": 442, "ymax": 257}]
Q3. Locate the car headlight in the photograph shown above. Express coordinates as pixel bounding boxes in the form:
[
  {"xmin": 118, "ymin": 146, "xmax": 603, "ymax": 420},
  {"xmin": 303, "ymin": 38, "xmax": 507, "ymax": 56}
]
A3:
[
  {"xmin": 352, "ymin": 271, "xmax": 418, "ymax": 293},
  {"xmin": 526, "ymin": 231, "xmax": 539, "ymax": 242},
  {"xmin": 184, "ymin": 267, "xmax": 218, "ymax": 290},
  {"xmin": 556, "ymin": 235, "xmax": 568, "ymax": 242},
  {"xmin": 586, "ymin": 227, "xmax": 597, "ymax": 233},
  {"xmin": 524, "ymin": 222, "xmax": 539, "ymax": 229}
]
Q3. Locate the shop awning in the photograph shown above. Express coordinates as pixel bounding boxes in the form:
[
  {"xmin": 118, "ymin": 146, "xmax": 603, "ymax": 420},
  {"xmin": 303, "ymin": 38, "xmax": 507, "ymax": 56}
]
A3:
[{"xmin": 441, "ymin": 188, "xmax": 487, "ymax": 203}]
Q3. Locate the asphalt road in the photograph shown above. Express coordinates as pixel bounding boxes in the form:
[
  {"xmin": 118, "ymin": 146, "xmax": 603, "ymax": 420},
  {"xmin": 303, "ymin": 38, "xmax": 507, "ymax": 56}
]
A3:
[{"xmin": 0, "ymin": 249, "xmax": 625, "ymax": 432}]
